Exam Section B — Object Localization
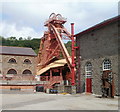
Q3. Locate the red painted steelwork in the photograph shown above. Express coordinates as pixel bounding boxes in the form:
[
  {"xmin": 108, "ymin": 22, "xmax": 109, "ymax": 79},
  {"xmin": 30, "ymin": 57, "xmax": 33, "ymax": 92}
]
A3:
[
  {"xmin": 71, "ymin": 23, "xmax": 75, "ymax": 86},
  {"xmin": 37, "ymin": 13, "xmax": 76, "ymax": 86},
  {"xmin": 37, "ymin": 13, "xmax": 71, "ymax": 71}
]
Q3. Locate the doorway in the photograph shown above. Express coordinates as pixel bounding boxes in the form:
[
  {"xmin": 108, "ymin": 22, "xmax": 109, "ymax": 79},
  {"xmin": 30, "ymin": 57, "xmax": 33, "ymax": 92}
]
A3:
[{"xmin": 85, "ymin": 62, "xmax": 92, "ymax": 93}]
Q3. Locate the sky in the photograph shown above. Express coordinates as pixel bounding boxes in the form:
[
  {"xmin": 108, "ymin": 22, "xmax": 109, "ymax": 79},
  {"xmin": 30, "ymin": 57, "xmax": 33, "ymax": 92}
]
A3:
[{"xmin": 0, "ymin": 0, "xmax": 119, "ymax": 39}]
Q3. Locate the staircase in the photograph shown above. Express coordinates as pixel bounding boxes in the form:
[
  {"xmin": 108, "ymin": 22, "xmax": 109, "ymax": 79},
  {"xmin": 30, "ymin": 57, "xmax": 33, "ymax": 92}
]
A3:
[{"xmin": 44, "ymin": 76, "xmax": 63, "ymax": 90}]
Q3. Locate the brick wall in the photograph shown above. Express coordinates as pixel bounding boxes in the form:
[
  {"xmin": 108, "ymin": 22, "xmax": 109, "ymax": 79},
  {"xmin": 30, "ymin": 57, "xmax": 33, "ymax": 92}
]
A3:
[{"xmin": 0, "ymin": 85, "xmax": 35, "ymax": 89}]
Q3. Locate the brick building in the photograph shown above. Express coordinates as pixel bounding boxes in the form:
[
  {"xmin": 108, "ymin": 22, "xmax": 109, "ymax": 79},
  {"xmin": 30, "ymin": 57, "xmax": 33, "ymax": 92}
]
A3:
[
  {"xmin": 75, "ymin": 16, "xmax": 119, "ymax": 96},
  {"xmin": 0, "ymin": 46, "xmax": 37, "ymax": 81}
]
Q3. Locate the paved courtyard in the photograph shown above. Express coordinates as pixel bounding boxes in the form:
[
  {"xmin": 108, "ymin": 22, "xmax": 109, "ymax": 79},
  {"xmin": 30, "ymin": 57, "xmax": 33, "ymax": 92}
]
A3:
[{"xmin": 0, "ymin": 90, "xmax": 119, "ymax": 110}]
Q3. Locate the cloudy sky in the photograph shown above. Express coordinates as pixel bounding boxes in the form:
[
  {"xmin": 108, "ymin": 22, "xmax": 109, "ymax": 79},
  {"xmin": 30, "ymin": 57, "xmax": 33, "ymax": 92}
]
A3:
[{"xmin": 0, "ymin": 0, "xmax": 119, "ymax": 39}]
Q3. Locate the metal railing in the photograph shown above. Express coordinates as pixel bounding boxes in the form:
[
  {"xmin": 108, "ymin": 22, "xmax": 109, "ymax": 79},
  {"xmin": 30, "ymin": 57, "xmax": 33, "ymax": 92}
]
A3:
[
  {"xmin": 1, "ymin": 74, "xmax": 35, "ymax": 81},
  {"xmin": 0, "ymin": 80, "xmax": 49, "ymax": 85}
]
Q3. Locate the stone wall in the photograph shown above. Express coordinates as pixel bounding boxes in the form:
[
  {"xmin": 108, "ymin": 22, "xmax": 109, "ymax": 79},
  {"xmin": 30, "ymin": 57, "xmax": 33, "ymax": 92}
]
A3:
[
  {"xmin": 76, "ymin": 22, "xmax": 118, "ymax": 59},
  {"xmin": 56, "ymin": 85, "xmax": 76, "ymax": 94},
  {"xmin": 77, "ymin": 55, "xmax": 118, "ymax": 95},
  {"xmin": 76, "ymin": 20, "xmax": 119, "ymax": 95},
  {"xmin": 1, "ymin": 54, "xmax": 37, "ymax": 80}
]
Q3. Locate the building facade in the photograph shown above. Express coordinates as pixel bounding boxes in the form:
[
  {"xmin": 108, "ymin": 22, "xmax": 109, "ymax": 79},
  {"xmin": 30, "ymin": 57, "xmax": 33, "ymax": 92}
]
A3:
[
  {"xmin": 76, "ymin": 16, "xmax": 119, "ymax": 96},
  {"xmin": 0, "ymin": 46, "xmax": 37, "ymax": 81}
]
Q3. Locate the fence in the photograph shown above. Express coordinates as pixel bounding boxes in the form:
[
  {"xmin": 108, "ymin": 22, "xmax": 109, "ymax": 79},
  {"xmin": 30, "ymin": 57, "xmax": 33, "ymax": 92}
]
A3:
[{"xmin": 0, "ymin": 74, "xmax": 35, "ymax": 81}]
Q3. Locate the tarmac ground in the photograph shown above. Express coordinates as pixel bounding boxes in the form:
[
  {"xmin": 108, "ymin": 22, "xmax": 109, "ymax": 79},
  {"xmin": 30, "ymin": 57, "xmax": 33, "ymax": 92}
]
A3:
[{"xmin": 0, "ymin": 89, "xmax": 119, "ymax": 110}]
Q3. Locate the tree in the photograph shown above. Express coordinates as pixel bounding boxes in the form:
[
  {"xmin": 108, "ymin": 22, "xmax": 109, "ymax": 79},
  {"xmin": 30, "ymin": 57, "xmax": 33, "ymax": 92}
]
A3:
[
  {"xmin": 65, "ymin": 41, "xmax": 72, "ymax": 55},
  {"xmin": 27, "ymin": 36, "xmax": 32, "ymax": 40},
  {"xmin": 19, "ymin": 37, "xmax": 23, "ymax": 40},
  {"xmin": 0, "ymin": 36, "xmax": 72, "ymax": 55},
  {"xmin": 9, "ymin": 37, "xmax": 17, "ymax": 40}
]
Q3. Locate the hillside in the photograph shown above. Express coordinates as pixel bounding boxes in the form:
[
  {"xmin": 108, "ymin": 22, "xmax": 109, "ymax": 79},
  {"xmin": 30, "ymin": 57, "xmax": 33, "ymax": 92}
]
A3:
[{"xmin": 0, "ymin": 36, "xmax": 72, "ymax": 55}]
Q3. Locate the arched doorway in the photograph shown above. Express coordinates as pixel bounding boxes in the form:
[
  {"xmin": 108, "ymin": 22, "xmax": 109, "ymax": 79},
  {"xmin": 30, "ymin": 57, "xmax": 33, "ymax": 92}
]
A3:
[
  {"xmin": 22, "ymin": 69, "xmax": 33, "ymax": 80},
  {"xmin": 85, "ymin": 62, "xmax": 92, "ymax": 93},
  {"xmin": 7, "ymin": 69, "xmax": 17, "ymax": 74}
]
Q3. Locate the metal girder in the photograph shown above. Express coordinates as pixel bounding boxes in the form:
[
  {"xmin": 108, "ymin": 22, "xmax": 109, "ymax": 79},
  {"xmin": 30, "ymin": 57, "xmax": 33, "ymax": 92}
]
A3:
[
  {"xmin": 50, "ymin": 24, "xmax": 72, "ymax": 72},
  {"xmin": 37, "ymin": 13, "xmax": 76, "ymax": 86}
]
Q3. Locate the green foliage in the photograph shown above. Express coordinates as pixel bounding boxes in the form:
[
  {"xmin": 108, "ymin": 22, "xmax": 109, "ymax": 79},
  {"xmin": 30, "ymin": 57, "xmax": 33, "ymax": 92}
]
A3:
[
  {"xmin": 65, "ymin": 41, "xmax": 72, "ymax": 55},
  {"xmin": 0, "ymin": 36, "xmax": 71, "ymax": 55},
  {"xmin": 1, "ymin": 36, "xmax": 40, "ymax": 54}
]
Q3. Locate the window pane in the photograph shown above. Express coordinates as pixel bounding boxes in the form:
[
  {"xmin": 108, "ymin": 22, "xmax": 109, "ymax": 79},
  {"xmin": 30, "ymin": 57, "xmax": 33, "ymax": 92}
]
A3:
[
  {"xmin": 85, "ymin": 62, "xmax": 92, "ymax": 77},
  {"xmin": 103, "ymin": 59, "xmax": 111, "ymax": 71},
  {"xmin": 8, "ymin": 58, "xmax": 16, "ymax": 63}
]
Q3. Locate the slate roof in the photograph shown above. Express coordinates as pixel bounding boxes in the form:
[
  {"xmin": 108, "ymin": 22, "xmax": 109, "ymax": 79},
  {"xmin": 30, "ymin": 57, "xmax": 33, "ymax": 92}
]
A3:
[
  {"xmin": 75, "ymin": 15, "xmax": 120, "ymax": 37},
  {"xmin": 0, "ymin": 46, "xmax": 37, "ymax": 56}
]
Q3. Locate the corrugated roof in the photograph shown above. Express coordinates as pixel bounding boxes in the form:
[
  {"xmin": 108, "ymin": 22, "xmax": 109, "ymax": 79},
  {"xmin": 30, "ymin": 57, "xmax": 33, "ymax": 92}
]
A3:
[
  {"xmin": 37, "ymin": 59, "xmax": 67, "ymax": 75},
  {"xmin": 75, "ymin": 15, "xmax": 120, "ymax": 37},
  {"xmin": 0, "ymin": 46, "xmax": 37, "ymax": 56}
]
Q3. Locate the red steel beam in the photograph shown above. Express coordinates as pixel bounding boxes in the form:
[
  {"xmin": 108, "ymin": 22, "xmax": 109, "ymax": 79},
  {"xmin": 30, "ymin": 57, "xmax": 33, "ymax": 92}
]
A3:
[
  {"xmin": 71, "ymin": 23, "xmax": 75, "ymax": 86},
  {"xmin": 50, "ymin": 24, "xmax": 72, "ymax": 72}
]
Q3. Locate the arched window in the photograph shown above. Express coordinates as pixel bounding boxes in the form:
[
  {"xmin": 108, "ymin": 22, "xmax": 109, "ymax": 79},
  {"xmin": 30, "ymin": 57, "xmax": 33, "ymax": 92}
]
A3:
[
  {"xmin": 7, "ymin": 69, "xmax": 17, "ymax": 74},
  {"xmin": 8, "ymin": 58, "xmax": 16, "ymax": 63},
  {"xmin": 24, "ymin": 59, "xmax": 31, "ymax": 64},
  {"xmin": 103, "ymin": 59, "xmax": 111, "ymax": 71},
  {"xmin": 85, "ymin": 62, "xmax": 92, "ymax": 78},
  {"xmin": 22, "ymin": 69, "xmax": 32, "ymax": 74}
]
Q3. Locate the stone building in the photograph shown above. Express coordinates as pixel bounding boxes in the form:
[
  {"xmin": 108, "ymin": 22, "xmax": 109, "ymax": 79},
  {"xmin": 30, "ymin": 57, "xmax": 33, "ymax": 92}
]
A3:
[
  {"xmin": 75, "ymin": 16, "xmax": 119, "ymax": 96},
  {"xmin": 0, "ymin": 46, "xmax": 37, "ymax": 81}
]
